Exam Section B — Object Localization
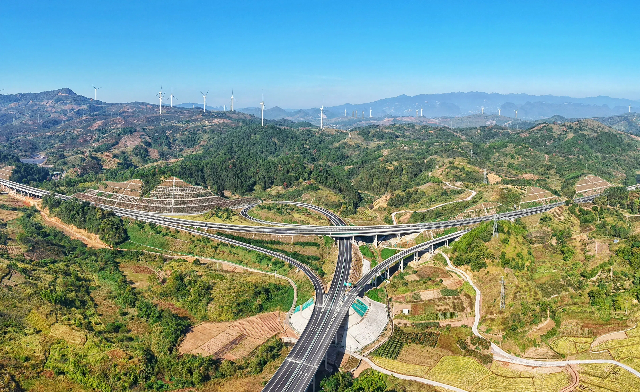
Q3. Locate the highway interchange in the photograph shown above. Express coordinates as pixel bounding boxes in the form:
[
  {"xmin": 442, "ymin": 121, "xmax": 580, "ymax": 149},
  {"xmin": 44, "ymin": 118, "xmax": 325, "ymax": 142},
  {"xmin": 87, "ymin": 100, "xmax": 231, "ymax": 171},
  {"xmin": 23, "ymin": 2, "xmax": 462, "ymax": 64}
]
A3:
[{"xmin": 1, "ymin": 177, "xmax": 639, "ymax": 391}]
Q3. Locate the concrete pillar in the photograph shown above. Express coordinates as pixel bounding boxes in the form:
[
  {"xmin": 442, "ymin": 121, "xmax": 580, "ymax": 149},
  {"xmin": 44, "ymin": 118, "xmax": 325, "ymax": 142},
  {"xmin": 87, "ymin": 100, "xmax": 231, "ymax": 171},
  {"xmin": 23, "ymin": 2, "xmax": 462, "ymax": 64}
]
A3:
[
  {"xmin": 386, "ymin": 270, "xmax": 389, "ymax": 279},
  {"xmin": 400, "ymin": 258, "xmax": 404, "ymax": 272},
  {"xmin": 375, "ymin": 234, "xmax": 377, "ymax": 247}
]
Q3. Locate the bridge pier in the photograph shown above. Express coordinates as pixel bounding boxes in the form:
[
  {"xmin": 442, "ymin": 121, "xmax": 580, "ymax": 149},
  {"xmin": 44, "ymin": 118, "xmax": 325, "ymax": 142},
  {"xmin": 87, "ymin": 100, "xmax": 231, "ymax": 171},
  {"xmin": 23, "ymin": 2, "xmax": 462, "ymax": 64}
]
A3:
[{"xmin": 400, "ymin": 258, "xmax": 404, "ymax": 272}]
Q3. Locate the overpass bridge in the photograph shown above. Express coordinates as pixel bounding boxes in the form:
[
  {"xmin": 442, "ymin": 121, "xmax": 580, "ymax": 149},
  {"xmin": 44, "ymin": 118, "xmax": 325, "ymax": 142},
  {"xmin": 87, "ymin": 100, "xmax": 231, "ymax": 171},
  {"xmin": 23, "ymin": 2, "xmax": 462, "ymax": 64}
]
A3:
[{"xmin": 1, "ymin": 177, "xmax": 638, "ymax": 391}]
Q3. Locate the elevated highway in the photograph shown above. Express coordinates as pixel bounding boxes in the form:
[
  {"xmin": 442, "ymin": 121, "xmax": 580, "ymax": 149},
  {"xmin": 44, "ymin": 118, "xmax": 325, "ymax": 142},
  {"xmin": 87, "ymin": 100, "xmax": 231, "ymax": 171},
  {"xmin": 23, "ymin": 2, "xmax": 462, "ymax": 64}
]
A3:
[{"xmin": 1, "ymin": 177, "xmax": 639, "ymax": 391}]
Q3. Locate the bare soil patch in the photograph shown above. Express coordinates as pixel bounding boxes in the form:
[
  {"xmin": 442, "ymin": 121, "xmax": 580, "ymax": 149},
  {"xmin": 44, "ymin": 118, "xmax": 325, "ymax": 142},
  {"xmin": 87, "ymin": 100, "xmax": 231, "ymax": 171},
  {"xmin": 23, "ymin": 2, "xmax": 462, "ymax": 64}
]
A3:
[
  {"xmin": 352, "ymin": 359, "xmax": 372, "ymax": 377},
  {"xmin": 397, "ymin": 344, "xmax": 450, "ymax": 367},
  {"xmin": 416, "ymin": 266, "xmax": 449, "ymax": 280},
  {"xmin": 487, "ymin": 173, "xmax": 501, "ymax": 184},
  {"xmin": 180, "ymin": 312, "xmax": 285, "ymax": 361},
  {"xmin": 527, "ymin": 318, "xmax": 555, "ymax": 339},
  {"xmin": 591, "ymin": 330, "xmax": 628, "ymax": 349}
]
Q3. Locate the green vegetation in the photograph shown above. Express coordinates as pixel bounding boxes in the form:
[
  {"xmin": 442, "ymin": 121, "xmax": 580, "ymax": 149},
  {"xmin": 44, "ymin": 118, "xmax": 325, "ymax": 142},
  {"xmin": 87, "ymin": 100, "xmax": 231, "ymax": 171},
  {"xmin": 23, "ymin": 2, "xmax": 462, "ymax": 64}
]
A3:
[
  {"xmin": 409, "ymin": 194, "xmax": 482, "ymax": 222},
  {"xmin": 450, "ymin": 222, "xmax": 495, "ymax": 271},
  {"xmin": 380, "ymin": 248, "xmax": 398, "ymax": 260},
  {"xmin": 387, "ymin": 185, "xmax": 458, "ymax": 209},
  {"xmin": 320, "ymin": 369, "xmax": 396, "ymax": 392},
  {"xmin": 42, "ymin": 195, "xmax": 128, "ymax": 246},
  {"xmin": 9, "ymin": 162, "xmax": 49, "ymax": 184},
  {"xmin": 0, "ymin": 204, "xmax": 287, "ymax": 391},
  {"xmin": 158, "ymin": 269, "xmax": 293, "ymax": 322},
  {"xmin": 365, "ymin": 287, "xmax": 386, "ymax": 303}
]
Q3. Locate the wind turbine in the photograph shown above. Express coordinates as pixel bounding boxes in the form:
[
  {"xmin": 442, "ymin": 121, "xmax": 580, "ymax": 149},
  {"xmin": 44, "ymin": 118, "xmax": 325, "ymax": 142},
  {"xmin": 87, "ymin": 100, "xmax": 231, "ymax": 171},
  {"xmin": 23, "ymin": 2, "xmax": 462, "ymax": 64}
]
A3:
[
  {"xmin": 93, "ymin": 86, "xmax": 101, "ymax": 101},
  {"xmin": 260, "ymin": 94, "xmax": 265, "ymax": 126},
  {"xmin": 170, "ymin": 93, "xmax": 177, "ymax": 108},
  {"xmin": 481, "ymin": 107, "xmax": 484, "ymax": 115},
  {"xmin": 498, "ymin": 108, "xmax": 501, "ymax": 116},
  {"xmin": 515, "ymin": 110, "xmax": 518, "ymax": 119},
  {"xmin": 231, "ymin": 90, "xmax": 234, "ymax": 112},
  {"xmin": 157, "ymin": 87, "xmax": 165, "ymax": 114},
  {"xmin": 370, "ymin": 107, "xmax": 372, "ymax": 118},
  {"xmin": 420, "ymin": 108, "xmax": 423, "ymax": 117},
  {"xmin": 320, "ymin": 105, "xmax": 324, "ymax": 129},
  {"xmin": 200, "ymin": 91, "xmax": 208, "ymax": 112}
]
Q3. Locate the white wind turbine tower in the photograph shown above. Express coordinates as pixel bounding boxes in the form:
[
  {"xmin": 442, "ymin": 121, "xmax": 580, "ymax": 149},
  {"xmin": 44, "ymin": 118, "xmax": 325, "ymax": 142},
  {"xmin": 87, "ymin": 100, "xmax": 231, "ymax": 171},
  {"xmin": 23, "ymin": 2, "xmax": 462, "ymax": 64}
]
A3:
[
  {"xmin": 260, "ymin": 94, "xmax": 265, "ymax": 126},
  {"xmin": 93, "ymin": 86, "xmax": 101, "ymax": 101},
  {"xmin": 200, "ymin": 91, "xmax": 208, "ymax": 112},
  {"xmin": 481, "ymin": 107, "xmax": 484, "ymax": 115},
  {"xmin": 345, "ymin": 108, "xmax": 347, "ymax": 117},
  {"xmin": 320, "ymin": 105, "xmax": 324, "ymax": 129},
  {"xmin": 420, "ymin": 108, "xmax": 423, "ymax": 117},
  {"xmin": 157, "ymin": 87, "xmax": 165, "ymax": 114},
  {"xmin": 170, "ymin": 93, "xmax": 178, "ymax": 108},
  {"xmin": 231, "ymin": 90, "xmax": 234, "ymax": 112},
  {"xmin": 369, "ymin": 107, "xmax": 372, "ymax": 118},
  {"xmin": 498, "ymin": 108, "xmax": 501, "ymax": 116}
]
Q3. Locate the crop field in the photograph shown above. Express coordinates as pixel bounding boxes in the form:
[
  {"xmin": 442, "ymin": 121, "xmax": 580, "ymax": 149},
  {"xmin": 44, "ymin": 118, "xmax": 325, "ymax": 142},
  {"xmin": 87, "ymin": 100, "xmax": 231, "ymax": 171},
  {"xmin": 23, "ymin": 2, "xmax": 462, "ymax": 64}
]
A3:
[
  {"xmin": 609, "ymin": 344, "xmax": 640, "ymax": 362},
  {"xmin": 397, "ymin": 344, "xmax": 449, "ymax": 367},
  {"xmin": 578, "ymin": 367, "xmax": 640, "ymax": 391},
  {"xmin": 549, "ymin": 336, "xmax": 594, "ymax": 355},
  {"xmin": 426, "ymin": 356, "xmax": 491, "ymax": 390},
  {"xmin": 370, "ymin": 356, "xmax": 430, "ymax": 378},
  {"xmin": 372, "ymin": 353, "xmax": 571, "ymax": 391},
  {"xmin": 472, "ymin": 374, "xmax": 535, "ymax": 392},
  {"xmin": 593, "ymin": 336, "xmax": 640, "ymax": 351},
  {"xmin": 470, "ymin": 371, "xmax": 571, "ymax": 392}
]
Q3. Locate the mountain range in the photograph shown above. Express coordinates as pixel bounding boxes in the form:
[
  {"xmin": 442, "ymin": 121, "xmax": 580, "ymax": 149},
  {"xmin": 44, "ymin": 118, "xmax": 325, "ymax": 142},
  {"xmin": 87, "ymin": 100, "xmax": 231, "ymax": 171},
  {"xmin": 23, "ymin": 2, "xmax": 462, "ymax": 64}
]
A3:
[
  {"xmin": 232, "ymin": 92, "xmax": 640, "ymax": 123},
  {"xmin": 1, "ymin": 89, "xmax": 639, "ymax": 133}
]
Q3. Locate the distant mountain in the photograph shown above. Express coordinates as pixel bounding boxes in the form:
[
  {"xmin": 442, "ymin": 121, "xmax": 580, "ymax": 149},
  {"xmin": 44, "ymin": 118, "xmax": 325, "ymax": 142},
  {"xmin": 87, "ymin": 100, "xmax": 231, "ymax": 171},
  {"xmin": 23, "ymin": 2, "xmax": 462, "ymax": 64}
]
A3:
[
  {"xmin": 322, "ymin": 92, "xmax": 640, "ymax": 121},
  {"xmin": 232, "ymin": 92, "xmax": 639, "ymax": 125}
]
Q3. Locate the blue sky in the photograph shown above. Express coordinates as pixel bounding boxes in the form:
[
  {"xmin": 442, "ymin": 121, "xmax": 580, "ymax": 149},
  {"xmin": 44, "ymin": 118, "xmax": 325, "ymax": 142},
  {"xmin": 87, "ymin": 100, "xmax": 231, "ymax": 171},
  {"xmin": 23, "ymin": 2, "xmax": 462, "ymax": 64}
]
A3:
[{"xmin": 1, "ymin": 0, "xmax": 639, "ymax": 108}]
